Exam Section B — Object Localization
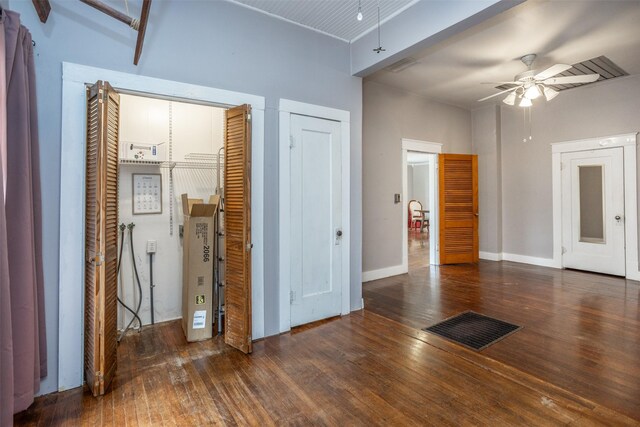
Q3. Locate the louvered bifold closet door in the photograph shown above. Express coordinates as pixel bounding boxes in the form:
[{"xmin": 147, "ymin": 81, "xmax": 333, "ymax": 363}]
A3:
[
  {"xmin": 85, "ymin": 81, "xmax": 120, "ymax": 396},
  {"xmin": 438, "ymin": 154, "xmax": 479, "ymax": 264},
  {"xmin": 224, "ymin": 104, "xmax": 252, "ymax": 354}
]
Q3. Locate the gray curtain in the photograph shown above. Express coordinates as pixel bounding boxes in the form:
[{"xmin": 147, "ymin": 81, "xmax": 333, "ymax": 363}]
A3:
[{"xmin": 1, "ymin": 9, "xmax": 47, "ymax": 424}]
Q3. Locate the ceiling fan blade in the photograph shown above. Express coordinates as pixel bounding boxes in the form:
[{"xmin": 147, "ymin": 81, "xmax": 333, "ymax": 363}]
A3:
[
  {"xmin": 477, "ymin": 86, "xmax": 518, "ymax": 102},
  {"xmin": 480, "ymin": 81, "xmax": 521, "ymax": 85},
  {"xmin": 533, "ymin": 64, "xmax": 572, "ymax": 80},
  {"xmin": 543, "ymin": 74, "xmax": 600, "ymax": 85}
]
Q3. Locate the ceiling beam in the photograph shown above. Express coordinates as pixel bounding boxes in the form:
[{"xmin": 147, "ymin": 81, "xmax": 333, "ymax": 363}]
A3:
[
  {"xmin": 79, "ymin": 0, "xmax": 153, "ymax": 66},
  {"xmin": 32, "ymin": 0, "xmax": 51, "ymax": 23},
  {"xmin": 134, "ymin": 0, "xmax": 151, "ymax": 66},
  {"xmin": 80, "ymin": 0, "xmax": 137, "ymax": 27}
]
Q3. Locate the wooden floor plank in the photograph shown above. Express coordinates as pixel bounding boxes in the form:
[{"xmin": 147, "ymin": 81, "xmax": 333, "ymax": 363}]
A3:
[
  {"xmin": 363, "ymin": 234, "xmax": 640, "ymax": 421},
  {"xmin": 14, "ymin": 234, "xmax": 639, "ymax": 425},
  {"xmin": 15, "ymin": 311, "xmax": 636, "ymax": 426}
]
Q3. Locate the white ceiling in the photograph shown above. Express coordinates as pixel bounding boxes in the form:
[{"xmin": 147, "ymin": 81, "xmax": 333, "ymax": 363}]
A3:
[
  {"xmin": 227, "ymin": 0, "xmax": 416, "ymax": 42},
  {"xmin": 366, "ymin": 0, "xmax": 640, "ymax": 109}
]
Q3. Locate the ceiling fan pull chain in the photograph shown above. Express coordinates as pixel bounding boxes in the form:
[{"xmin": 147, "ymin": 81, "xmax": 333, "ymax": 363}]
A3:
[{"xmin": 528, "ymin": 106, "xmax": 533, "ymax": 142}]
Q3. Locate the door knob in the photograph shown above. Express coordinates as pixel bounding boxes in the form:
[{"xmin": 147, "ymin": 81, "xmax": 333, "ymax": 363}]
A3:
[
  {"xmin": 336, "ymin": 230, "xmax": 343, "ymax": 237},
  {"xmin": 615, "ymin": 215, "xmax": 623, "ymax": 222}
]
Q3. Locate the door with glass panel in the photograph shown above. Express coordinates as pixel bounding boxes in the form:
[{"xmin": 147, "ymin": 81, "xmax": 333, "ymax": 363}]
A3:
[{"xmin": 561, "ymin": 147, "xmax": 625, "ymax": 276}]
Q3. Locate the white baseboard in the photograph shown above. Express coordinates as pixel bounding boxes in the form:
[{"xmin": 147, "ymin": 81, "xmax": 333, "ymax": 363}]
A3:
[
  {"xmin": 501, "ymin": 252, "xmax": 557, "ymax": 268},
  {"xmin": 625, "ymin": 269, "xmax": 640, "ymax": 281},
  {"xmin": 362, "ymin": 264, "xmax": 407, "ymax": 282},
  {"xmin": 479, "ymin": 251, "xmax": 503, "ymax": 261}
]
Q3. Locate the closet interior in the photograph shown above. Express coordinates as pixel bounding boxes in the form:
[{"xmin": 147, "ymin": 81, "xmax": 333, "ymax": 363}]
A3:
[{"xmin": 116, "ymin": 93, "xmax": 226, "ymax": 340}]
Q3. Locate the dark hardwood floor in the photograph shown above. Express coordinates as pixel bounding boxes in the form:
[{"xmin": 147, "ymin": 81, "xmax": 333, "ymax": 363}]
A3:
[
  {"xmin": 364, "ymin": 245, "xmax": 640, "ymax": 421},
  {"xmin": 408, "ymin": 228, "xmax": 429, "ymax": 271},
  {"xmin": 14, "ymin": 314, "xmax": 636, "ymax": 426},
  {"xmin": 13, "ymin": 233, "xmax": 639, "ymax": 425}
]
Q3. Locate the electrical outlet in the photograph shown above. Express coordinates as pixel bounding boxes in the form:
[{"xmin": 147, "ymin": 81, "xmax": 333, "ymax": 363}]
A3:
[{"xmin": 146, "ymin": 240, "xmax": 157, "ymax": 254}]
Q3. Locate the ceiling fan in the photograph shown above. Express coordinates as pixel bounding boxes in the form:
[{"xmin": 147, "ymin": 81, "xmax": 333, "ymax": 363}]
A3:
[{"xmin": 478, "ymin": 54, "xmax": 600, "ymax": 107}]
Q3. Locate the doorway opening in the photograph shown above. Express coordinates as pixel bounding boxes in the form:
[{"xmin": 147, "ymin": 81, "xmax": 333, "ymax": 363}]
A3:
[
  {"xmin": 405, "ymin": 152, "xmax": 436, "ymax": 272},
  {"xmin": 82, "ymin": 82, "xmax": 253, "ymax": 395},
  {"xmin": 401, "ymin": 139, "xmax": 442, "ymax": 272},
  {"xmin": 58, "ymin": 63, "xmax": 265, "ymax": 393},
  {"xmin": 115, "ymin": 92, "xmax": 227, "ymax": 335}
]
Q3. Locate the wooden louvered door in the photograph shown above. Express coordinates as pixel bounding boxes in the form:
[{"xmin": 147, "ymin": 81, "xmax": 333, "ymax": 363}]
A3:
[
  {"xmin": 438, "ymin": 154, "xmax": 479, "ymax": 264},
  {"xmin": 84, "ymin": 81, "xmax": 120, "ymax": 396},
  {"xmin": 224, "ymin": 104, "xmax": 252, "ymax": 354}
]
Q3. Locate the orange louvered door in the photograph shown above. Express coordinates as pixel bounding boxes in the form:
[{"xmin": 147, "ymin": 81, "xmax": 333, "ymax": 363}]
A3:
[
  {"xmin": 224, "ymin": 104, "xmax": 252, "ymax": 354},
  {"xmin": 85, "ymin": 81, "xmax": 120, "ymax": 396},
  {"xmin": 438, "ymin": 154, "xmax": 478, "ymax": 264}
]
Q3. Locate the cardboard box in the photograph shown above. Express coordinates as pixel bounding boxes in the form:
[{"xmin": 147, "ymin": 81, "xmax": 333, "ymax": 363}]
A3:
[{"xmin": 181, "ymin": 194, "xmax": 220, "ymax": 342}]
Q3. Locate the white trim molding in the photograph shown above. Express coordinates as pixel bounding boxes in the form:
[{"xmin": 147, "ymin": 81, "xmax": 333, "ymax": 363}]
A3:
[
  {"xmin": 402, "ymin": 139, "xmax": 443, "ymax": 154},
  {"xmin": 479, "ymin": 251, "xmax": 503, "ymax": 261},
  {"xmin": 551, "ymin": 133, "xmax": 639, "ymax": 280},
  {"xmin": 362, "ymin": 264, "xmax": 406, "ymax": 282},
  {"xmin": 401, "ymin": 139, "xmax": 441, "ymax": 274},
  {"xmin": 59, "ymin": 62, "xmax": 266, "ymax": 391},
  {"xmin": 502, "ymin": 253, "xmax": 556, "ymax": 268},
  {"xmin": 278, "ymin": 99, "xmax": 351, "ymax": 334},
  {"xmin": 480, "ymin": 251, "xmax": 553, "ymax": 268}
]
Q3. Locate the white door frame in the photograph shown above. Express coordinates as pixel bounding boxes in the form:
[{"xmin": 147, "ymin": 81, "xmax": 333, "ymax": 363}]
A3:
[
  {"xmin": 59, "ymin": 62, "xmax": 266, "ymax": 391},
  {"xmin": 278, "ymin": 99, "xmax": 351, "ymax": 334},
  {"xmin": 551, "ymin": 133, "xmax": 639, "ymax": 280},
  {"xmin": 402, "ymin": 139, "xmax": 442, "ymax": 270}
]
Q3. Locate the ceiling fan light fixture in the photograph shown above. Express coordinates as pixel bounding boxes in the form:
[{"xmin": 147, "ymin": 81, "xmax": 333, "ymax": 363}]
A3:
[
  {"xmin": 543, "ymin": 86, "xmax": 559, "ymax": 101},
  {"xmin": 519, "ymin": 97, "xmax": 532, "ymax": 107},
  {"xmin": 524, "ymin": 84, "xmax": 541, "ymax": 100},
  {"xmin": 357, "ymin": 0, "xmax": 363, "ymax": 21},
  {"xmin": 503, "ymin": 91, "xmax": 517, "ymax": 106}
]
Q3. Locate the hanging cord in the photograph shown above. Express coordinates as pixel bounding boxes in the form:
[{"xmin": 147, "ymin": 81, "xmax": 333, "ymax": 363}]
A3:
[
  {"xmin": 116, "ymin": 223, "xmax": 142, "ymax": 334},
  {"xmin": 123, "ymin": 0, "xmax": 139, "ymax": 30},
  {"xmin": 118, "ymin": 223, "xmax": 144, "ymax": 342}
]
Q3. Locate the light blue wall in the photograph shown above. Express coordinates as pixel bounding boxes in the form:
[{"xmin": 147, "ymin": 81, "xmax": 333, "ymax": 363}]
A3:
[
  {"xmin": 5, "ymin": 0, "xmax": 362, "ymax": 395},
  {"xmin": 350, "ymin": 0, "xmax": 520, "ymax": 75}
]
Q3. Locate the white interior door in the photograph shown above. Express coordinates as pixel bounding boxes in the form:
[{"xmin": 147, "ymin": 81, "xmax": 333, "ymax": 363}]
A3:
[
  {"xmin": 290, "ymin": 114, "xmax": 342, "ymax": 327},
  {"xmin": 561, "ymin": 147, "xmax": 625, "ymax": 276}
]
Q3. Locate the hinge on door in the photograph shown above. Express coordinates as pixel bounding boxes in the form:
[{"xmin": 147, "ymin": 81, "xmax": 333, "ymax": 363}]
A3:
[
  {"xmin": 560, "ymin": 162, "xmax": 565, "ymax": 170},
  {"xmin": 562, "ymin": 246, "xmax": 567, "ymax": 254},
  {"xmin": 290, "ymin": 290, "xmax": 295, "ymax": 304},
  {"xmin": 95, "ymin": 252, "xmax": 104, "ymax": 266},
  {"xmin": 289, "ymin": 135, "xmax": 294, "ymax": 149},
  {"xmin": 98, "ymin": 88, "xmax": 104, "ymax": 104},
  {"xmin": 246, "ymin": 242, "xmax": 253, "ymax": 252},
  {"xmin": 247, "ymin": 113, "xmax": 252, "ymax": 121}
]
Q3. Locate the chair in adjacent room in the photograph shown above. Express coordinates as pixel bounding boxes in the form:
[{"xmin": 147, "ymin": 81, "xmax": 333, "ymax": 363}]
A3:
[{"xmin": 408, "ymin": 200, "xmax": 423, "ymax": 232}]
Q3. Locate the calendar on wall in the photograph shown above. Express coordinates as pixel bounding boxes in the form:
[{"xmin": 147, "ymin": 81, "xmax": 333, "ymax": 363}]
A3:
[{"xmin": 132, "ymin": 173, "xmax": 163, "ymax": 215}]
